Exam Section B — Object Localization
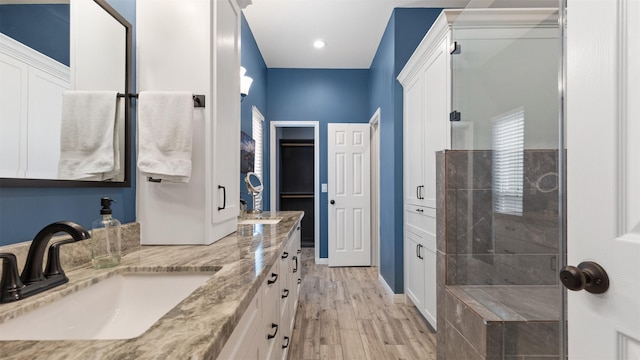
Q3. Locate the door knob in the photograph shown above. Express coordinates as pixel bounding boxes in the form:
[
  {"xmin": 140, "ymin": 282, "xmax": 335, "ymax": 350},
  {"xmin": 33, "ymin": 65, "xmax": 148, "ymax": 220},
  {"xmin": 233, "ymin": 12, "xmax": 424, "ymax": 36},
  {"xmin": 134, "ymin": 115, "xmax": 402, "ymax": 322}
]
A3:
[
  {"xmin": 330, "ymin": 200, "xmax": 335, "ymax": 205},
  {"xmin": 559, "ymin": 261, "xmax": 609, "ymax": 294}
]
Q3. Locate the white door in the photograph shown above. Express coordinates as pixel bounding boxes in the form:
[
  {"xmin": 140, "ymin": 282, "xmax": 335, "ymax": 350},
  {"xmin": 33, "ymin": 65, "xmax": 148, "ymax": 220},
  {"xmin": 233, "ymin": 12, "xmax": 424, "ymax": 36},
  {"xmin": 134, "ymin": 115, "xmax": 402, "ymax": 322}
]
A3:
[
  {"xmin": 566, "ymin": 1, "xmax": 640, "ymax": 359},
  {"xmin": 328, "ymin": 123, "xmax": 371, "ymax": 267}
]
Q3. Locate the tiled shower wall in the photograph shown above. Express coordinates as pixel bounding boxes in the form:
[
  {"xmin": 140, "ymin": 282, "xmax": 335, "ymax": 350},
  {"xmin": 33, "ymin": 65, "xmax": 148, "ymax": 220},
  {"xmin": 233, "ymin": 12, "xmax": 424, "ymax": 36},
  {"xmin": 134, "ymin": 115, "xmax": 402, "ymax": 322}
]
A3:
[
  {"xmin": 436, "ymin": 150, "xmax": 561, "ymax": 360},
  {"xmin": 444, "ymin": 149, "xmax": 559, "ymax": 286}
]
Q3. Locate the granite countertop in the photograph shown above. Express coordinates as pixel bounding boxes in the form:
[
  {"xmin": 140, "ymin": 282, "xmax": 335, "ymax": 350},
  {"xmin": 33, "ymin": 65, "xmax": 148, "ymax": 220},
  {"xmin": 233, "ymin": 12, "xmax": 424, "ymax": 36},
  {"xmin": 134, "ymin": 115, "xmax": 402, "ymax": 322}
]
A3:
[{"xmin": 0, "ymin": 211, "xmax": 303, "ymax": 360}]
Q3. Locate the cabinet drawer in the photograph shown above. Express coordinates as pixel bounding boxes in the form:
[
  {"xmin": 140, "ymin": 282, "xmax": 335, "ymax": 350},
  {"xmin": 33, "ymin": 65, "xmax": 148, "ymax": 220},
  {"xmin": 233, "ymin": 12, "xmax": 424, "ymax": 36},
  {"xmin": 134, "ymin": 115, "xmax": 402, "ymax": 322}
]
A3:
[{"xmin": 405, "ymin": 205, "xmax": 436, "ymax": 240}]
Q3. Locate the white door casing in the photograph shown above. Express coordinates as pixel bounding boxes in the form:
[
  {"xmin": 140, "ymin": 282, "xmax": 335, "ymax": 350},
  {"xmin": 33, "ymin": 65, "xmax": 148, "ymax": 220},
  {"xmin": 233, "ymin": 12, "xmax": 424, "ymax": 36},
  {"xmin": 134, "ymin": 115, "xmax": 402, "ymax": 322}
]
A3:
[
  {"xmin": 567, "ymin": 1, "xmax": 640, "ymax": 359},
  {"xmin": 328, "ymin": 123, "xmax": 371, "ymax": 267},
  {"xmin": 269, "ymin": 121, "xmax": 321, "ymax": 263},
  {"xmin": 370, "ymin": 108, "xmax": 381, "ymax": 267}
]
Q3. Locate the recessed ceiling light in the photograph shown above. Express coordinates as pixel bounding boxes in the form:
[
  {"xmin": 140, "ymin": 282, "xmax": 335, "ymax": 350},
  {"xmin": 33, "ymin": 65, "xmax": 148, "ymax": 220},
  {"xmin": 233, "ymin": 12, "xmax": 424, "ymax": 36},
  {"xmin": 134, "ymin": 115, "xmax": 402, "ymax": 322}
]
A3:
[{"xmin": 313, "ymin": 40, "xmax": 326, "ymax": 49}]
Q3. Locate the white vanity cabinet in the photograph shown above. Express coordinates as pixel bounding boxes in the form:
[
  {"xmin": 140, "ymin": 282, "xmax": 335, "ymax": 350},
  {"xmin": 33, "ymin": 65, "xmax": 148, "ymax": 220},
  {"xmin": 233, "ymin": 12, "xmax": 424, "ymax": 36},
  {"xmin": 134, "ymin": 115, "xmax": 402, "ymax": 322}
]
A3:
[
  {"xmin": 136, "ymin": 0, "xmax": 245, "ymax": 245},
  {"xmin": 218, "ymin": 223, "xmax": 302, "ymax": 360},
  {"xmin": 398, "ymin": 10, "xmax": 452, "ymax": 331}
]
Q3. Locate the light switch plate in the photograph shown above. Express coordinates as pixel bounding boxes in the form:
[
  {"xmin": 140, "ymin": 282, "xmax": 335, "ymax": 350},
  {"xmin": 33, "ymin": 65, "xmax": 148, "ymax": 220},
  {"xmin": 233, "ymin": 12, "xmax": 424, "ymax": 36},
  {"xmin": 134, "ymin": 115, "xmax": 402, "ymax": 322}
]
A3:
[{"xmin": 322, "ymin": 183, "xmax": 328, "ymax": 193}]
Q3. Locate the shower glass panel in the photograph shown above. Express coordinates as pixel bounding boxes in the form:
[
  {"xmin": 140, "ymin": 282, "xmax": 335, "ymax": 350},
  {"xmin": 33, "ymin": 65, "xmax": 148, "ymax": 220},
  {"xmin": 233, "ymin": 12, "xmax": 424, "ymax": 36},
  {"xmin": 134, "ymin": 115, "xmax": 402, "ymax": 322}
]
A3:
[{"xmin": 442, "ymin": 3, "xmax": 564, "ymax": 359}]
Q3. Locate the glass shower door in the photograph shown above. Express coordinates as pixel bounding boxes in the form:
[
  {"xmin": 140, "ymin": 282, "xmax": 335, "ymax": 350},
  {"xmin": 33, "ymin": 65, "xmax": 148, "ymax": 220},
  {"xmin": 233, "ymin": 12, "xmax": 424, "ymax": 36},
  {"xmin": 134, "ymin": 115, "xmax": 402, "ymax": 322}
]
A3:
[{"xmin": 441, "ymin": 4, "xmax": 564, "ymax": 359}]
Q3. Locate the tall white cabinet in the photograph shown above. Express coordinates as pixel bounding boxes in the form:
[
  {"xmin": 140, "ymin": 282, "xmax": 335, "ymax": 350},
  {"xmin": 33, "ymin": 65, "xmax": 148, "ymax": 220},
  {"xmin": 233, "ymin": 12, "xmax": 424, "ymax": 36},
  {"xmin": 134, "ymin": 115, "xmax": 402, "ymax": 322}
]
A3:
[
  {"xmin": 398, "ymin": 10, "xmax": 452, "ymax": 330},
  {"xmin": 136, "ymin": 0, "xmax": 244, "ymax": 245}
]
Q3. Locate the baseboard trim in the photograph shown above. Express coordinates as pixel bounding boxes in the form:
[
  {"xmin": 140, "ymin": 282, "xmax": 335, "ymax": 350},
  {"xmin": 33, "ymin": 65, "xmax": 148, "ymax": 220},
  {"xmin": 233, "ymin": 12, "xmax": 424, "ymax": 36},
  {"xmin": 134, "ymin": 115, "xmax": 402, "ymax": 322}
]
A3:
[
  {"xmin": 315, "ymin": 257, "xmax": 328, "ymax": 265},
  {"xmin": 378, "ymin": 273, "xmax": 405, "ymax": 304}
]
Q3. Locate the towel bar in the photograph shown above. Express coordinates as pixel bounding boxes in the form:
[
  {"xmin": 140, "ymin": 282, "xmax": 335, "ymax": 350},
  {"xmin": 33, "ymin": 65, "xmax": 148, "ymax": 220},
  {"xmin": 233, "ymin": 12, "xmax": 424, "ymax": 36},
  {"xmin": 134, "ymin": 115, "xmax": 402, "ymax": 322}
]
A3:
[{"xmin": 117, "ymin": 93, "xmax": 205, "ymax": 108}]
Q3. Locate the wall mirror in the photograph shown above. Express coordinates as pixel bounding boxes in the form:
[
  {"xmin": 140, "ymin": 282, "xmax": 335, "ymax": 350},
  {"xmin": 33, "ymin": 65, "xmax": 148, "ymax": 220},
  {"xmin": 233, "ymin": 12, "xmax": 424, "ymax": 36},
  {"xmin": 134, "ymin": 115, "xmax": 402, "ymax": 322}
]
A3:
[{"xmin": 0, "ymin": 0, "xmax": 132, "ymax": 187}]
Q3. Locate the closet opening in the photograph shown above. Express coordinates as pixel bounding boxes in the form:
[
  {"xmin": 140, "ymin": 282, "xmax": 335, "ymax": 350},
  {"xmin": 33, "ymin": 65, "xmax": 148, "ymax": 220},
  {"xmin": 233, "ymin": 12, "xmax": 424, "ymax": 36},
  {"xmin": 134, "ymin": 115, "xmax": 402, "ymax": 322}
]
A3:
[
  {"xmin": 280, "ymin": 137, "xmax": 314, "ymax": 247},
  {"xmin": 270, "ymin": 121, "xmax": 320, "ymax": 261}
]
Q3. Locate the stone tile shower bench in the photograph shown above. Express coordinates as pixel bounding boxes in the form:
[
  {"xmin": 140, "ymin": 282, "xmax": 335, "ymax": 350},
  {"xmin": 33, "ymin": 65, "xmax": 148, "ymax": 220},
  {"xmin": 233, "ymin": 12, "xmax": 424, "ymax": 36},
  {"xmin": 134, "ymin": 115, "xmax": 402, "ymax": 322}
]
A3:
[{"xmin": 442, "ymin": 285, "xmax": 561, "ymax": 359}]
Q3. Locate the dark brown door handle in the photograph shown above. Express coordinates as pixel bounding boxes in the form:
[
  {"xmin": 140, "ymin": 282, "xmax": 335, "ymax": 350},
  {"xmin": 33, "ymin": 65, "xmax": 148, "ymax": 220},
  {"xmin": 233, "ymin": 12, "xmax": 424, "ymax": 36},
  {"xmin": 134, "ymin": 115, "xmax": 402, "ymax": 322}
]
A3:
[{"xmin": 560, "ymin": 261, "xmax": 609, "ymax": 294}]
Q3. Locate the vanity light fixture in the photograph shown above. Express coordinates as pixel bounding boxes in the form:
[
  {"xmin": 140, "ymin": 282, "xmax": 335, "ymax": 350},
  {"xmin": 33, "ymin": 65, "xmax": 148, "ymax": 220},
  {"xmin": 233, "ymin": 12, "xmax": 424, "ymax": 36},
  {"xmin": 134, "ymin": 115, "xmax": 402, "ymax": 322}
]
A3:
[
  {"xmin": 240, "ymin": 66, "xmax": 253, "ymax": 101},
  {"xmin": 313, "ymin": 39, "xmax": 326, "ymax": 49}
]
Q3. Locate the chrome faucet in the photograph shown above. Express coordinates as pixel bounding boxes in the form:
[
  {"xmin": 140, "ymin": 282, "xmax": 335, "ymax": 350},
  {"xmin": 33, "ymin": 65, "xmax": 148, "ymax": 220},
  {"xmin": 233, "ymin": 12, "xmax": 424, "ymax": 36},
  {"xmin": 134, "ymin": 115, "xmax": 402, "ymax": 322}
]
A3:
[{"xmin": 0, "ymin": 221, "xmax": 91, "ymax": 303}]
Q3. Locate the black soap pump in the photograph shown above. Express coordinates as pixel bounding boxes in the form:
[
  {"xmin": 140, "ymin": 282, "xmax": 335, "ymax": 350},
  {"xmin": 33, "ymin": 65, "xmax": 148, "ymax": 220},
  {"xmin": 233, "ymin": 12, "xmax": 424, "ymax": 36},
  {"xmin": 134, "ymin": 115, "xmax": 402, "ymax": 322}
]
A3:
[{"xmin": 91, "ymin": 197, "xmax": 122, "ymax": 268}]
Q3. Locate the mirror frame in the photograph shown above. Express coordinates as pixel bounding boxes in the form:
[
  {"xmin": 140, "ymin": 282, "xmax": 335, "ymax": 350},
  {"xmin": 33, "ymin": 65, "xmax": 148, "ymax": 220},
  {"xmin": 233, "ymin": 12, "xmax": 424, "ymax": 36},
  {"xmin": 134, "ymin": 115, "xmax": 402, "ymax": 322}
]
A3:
[
  {"xmin": 245, "ymin": 172, "xmax": 263, "ymax": 194},
  {"xmin": 0, "ymin": 0, "xmax": 133, "ymax": 188}
]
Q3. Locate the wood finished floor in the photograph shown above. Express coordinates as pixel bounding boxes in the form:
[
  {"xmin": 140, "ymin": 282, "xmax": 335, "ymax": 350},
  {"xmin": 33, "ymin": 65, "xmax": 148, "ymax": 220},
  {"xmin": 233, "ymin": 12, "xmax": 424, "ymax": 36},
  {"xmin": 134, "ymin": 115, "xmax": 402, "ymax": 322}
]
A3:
[{"xmin": 288, "ymin": 248, "xmax": 437, "ymax": 360}]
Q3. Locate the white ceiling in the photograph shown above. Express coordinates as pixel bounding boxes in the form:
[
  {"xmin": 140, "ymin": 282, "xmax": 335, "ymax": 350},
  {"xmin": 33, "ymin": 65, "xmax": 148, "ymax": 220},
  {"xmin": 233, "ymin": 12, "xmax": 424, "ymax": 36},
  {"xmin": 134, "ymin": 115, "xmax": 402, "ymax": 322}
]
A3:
[{"xmin": 242, "ymin": 0, "xmax": 558, "ymax": 69}]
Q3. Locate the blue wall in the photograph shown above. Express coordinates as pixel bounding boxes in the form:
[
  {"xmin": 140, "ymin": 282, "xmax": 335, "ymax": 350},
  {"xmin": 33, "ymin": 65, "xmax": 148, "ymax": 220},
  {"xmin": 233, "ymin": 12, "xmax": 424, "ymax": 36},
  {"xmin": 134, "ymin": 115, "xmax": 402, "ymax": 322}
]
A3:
[
  {"xmin": 0, "ymin": 4, "xmax": 70, "ymax": 66},
  {"xmin": 240, "ymin": 14, "xmax": 268, "ymax": 208},
  {"xmin": 369, "ymin": 8, "xmax": 441, "ymax": 292},
  {"xmin": 266, "ymin": 69, "xmax": 370, "ymax": 258},
  {"xmin": 239, "ymin": 8, "xmax": 440, "ymax": 291},
  {"xmin": 0, "ymin": 0, "xmax": 136, "ymax": 246},
  {"xmin": 370, "ymin": 12, "xmax": 399, "ymax": 292}
]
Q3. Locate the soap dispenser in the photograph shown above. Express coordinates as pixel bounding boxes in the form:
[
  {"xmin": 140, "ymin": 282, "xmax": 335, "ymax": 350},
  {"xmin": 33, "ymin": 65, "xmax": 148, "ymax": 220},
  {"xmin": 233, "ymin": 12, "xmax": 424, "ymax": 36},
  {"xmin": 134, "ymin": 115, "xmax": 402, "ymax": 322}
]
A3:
[{"xmin": 91, "ymin": 197, "xmax": 121, "ymax": 268}]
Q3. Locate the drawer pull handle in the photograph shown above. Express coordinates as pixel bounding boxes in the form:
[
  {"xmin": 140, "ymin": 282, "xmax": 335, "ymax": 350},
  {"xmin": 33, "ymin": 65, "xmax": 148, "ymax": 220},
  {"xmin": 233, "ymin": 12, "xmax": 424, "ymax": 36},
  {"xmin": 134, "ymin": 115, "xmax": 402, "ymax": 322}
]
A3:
[
  {"xmin": 267, "ymin": 273, "xmax": 278, "ymax": 285},
  {"xmin": 282, "ymin": 336, "xmax": 290, "ymax": 349},
  {"xmin": 282, "ymin": 252, "xmax": 289, "ymax": 259},
  {"xmin": 298, "ymin": 278, "xmax": 302, "ymax": 284},
  {"xmin": 267, "ymin": 323, "xmax": 279, "ymax": 340},
  {"xmin": 217, "ymin": 185, "xmax": 226, "ymax": 210},
  {"xmin": 293, "ymin": 256, "xmax": 298, "ymax": 273},
  {"xmin": 282, "ymin": 289, "xmax": 289, "ymax": 298}
]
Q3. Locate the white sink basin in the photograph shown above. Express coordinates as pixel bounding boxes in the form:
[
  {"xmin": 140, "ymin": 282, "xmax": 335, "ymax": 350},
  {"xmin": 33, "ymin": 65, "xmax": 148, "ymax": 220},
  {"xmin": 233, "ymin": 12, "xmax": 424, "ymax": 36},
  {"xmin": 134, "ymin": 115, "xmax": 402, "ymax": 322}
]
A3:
[
  {"xmin": 0, "ymin": 271, "xmax": 215, "ymax": 340},
  {"xmin": 238, "ymin": 218, "xmax": 282, "ymax": 225}
]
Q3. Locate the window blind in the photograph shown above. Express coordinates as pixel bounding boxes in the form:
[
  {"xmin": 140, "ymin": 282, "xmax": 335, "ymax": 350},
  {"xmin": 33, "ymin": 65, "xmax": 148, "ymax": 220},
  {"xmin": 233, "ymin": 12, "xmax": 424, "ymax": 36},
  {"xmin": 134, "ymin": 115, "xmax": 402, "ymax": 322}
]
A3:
[
  {"xmin": 492, "ymin": 109, "xmax": 524, "ymax": 215},
  {"xmin": 252, "ymin": 107, "xmax": 265, "ymax": 210}
]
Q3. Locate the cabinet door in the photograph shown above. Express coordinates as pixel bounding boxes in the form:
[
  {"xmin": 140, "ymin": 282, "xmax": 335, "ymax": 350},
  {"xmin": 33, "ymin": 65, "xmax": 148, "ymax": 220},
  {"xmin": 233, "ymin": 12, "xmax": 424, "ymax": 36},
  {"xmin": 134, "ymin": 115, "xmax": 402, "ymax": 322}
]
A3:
[
  {"xmin": 279, "ymin": 298, "xmax": 292, "ymax": 360},
  {"xmin": 404, "ymin": 231, "xmax": 425, "ymax": 310},
  {"xmin": 217, "ymin": 293, "xmax": 261, "ymax": 360},
  {"xmin": 291, "ymin": 224, "xmax": 302, "ymax": 304},
  {"xmin": 291, "ymin": 228, "xmax": 302, "ymax": 327},
  {"xmin": 26, "ymin": 67, "xmax": 69, "ymax": 179},
  {"xmin": 421, "ymin": 245, "xmax": 437, "ymax": 330},
  {"xmin": 279, "ymin": 242, "xmax": 292, "ymax": 335},
  {"xmin": 422, "ymin": 37, "xmax": 451, "ymax": 208},
  {"xmin": 261, "ymin": 260, "xmax": 281, "ymax": 360},
  {"xmin": 211, "ymin": 0, "xmax": 240, "ymax": 224},
  {"xmin": 403, "ymin": 75, "xmax": 425, "ymax": 206},
  {"xmin": 0, "ymin": 52, "xmax": 28, "ymax": 178}
]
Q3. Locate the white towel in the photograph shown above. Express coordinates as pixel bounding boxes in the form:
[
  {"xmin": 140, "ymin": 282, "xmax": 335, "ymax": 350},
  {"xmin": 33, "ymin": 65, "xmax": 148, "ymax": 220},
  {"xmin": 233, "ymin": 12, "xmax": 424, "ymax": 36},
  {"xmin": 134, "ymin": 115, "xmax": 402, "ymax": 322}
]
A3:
[
  {"xmin": 137, "ymin": 91, "xmax": 193, "ymax": 183},
  {"xmin": 57, "ymin": 91, "xmax": 120, "ymax": 180}
]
